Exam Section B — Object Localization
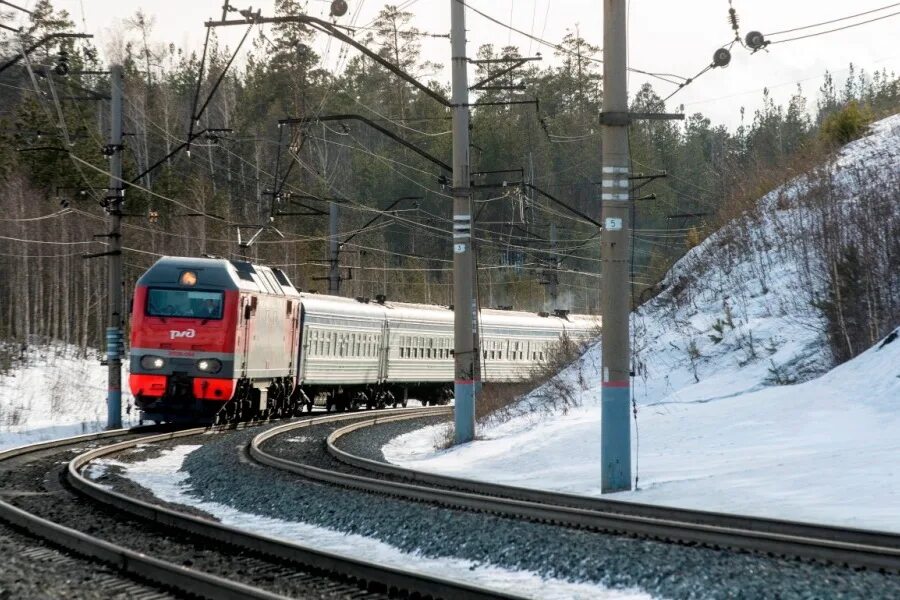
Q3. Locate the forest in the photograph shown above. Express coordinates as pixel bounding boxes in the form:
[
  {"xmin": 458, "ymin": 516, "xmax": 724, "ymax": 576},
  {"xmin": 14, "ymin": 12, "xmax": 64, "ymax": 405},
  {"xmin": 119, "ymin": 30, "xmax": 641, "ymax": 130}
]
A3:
[{"xmin": 1, "ymin": 0, "xmax": 899, "ymax": 359}]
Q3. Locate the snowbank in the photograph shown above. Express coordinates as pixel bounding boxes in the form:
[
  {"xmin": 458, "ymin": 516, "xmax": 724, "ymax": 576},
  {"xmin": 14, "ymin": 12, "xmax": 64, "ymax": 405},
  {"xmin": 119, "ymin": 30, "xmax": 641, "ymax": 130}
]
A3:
[
  {"xmin": 0, "ymin": 343, "xmax": 135, "ymax": 450},
  {"xmin": 387, "ymin": 327, "xmax": 900, "ymax": 530}
]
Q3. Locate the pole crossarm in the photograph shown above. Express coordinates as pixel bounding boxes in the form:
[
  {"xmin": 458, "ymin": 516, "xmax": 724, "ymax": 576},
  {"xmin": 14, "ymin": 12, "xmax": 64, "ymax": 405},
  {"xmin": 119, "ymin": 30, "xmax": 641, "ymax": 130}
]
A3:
[
  {"xmin": 0, "ymin": 0, "xmax": 32, "ymax": 13},
  {"xmin": 469, "ymin": 56, "xmax": 541, "ymax": 91},
  {"xmin": 524, "ymin": 183, "xmax": 604, "ymax": 230},
  {"xmin": 129, "ymin": 128, "xmax": 232, "ymax": 184},
  {"xmin": 0, "ymin": 33, "xmax": 93, "ymax": 75},
  {"xmin": 207, "ymin": 14, "xmax": 451, "ymax": 107},
  {"xmin": 342, "ymin": 196, "xmax": 422, "ymax": 245},
  {"xmin": 599, "ymin": 111, "xmax": 684, "ymax": 126},
  {"xmin": 465, "ymin": 99, "xmax": 538, "ymax": 108},
  {"xmin": 280, "ymin": 114, "xmax": 452, "ymax": 173},
  {"xmin": 473, "ymin": 168, "xmax": 524, "ymax": 178},
  {"xmin": 667, "ymin": 212, "xmax": 709, "ymax": 219}
]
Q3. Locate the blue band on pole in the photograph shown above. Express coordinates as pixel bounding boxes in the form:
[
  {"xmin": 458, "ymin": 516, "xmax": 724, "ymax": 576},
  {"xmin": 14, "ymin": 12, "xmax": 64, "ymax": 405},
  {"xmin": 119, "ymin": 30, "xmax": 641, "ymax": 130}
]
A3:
[
  {"xmin": 601, "ymin": 385, "xmax": 631, "ymax": 492},
  {"xmin": 106, "ymin": 326, "xmax": 123, "ymax": 429},
  {"xmin": 107, "ymin": 390, "xmax": 122, "ymax": 429},
  {"xmin": 454, "ymin": 381, "xmax": 475, "ymax": 444}
]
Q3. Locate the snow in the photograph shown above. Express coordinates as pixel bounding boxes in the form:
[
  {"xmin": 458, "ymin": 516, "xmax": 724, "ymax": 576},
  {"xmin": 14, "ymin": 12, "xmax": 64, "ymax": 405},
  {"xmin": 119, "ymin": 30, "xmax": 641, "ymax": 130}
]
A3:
[
  {"xmin": 94, "ymin": 445, "xmax": 649, "ymax": 600},
  {"xmin": 384, "ymin": 115, "xmax": 900, "ymax": 532},
  {"xmin": 387, "ymin": 330, "xmax": 900, "ymax": 530},
  {"xmin": 0, "ymin": 343, "xmax": 136, "ymax": 450}
]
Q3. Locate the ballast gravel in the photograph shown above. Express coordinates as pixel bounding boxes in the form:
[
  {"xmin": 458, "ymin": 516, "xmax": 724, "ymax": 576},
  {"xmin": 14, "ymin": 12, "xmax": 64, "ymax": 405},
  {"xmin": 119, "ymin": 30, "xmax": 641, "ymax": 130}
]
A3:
[
  {"xmin": 330, "ymin": 415, "xmax": 448, "ymax": 463},
  {"xmin": 0, "ymin": 519, "xmax": 175, "ymax": 600},
  {"xmin": 176, "ymin": 421, "xmax": 900, "ymax": 600},
  {"xmin": 0, "ymin": 432, "xmax": 388, "ymax": 600}
]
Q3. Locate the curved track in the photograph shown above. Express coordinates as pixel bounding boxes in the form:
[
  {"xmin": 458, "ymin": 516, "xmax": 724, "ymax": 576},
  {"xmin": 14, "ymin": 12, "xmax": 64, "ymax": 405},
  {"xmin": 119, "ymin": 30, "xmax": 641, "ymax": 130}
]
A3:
[
  {"xmin": 251, "ymin": 408, "xmax": 900, "ymax": 573},
  {"xmin": 0, "ymin": 427, "xmax": 290, "ymax": 599},
  {"xmin": 63, "ymin": 412, "xmax": 521, "ymax": 600}
]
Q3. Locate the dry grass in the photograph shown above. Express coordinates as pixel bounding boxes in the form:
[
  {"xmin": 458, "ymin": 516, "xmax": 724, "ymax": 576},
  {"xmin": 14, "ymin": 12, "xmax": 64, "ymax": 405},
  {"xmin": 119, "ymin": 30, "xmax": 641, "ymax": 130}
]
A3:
[{"xmin": 438, "ymin": 332, "xmax": 597, "ymax": 448}]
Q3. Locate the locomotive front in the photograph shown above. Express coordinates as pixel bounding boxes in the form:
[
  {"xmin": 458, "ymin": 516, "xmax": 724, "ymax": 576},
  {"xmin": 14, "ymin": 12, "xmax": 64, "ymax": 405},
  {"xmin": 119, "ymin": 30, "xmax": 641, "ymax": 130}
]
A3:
[{"xmin": 129, "ymin": 257, "xmax": 243, "ymax": 422}]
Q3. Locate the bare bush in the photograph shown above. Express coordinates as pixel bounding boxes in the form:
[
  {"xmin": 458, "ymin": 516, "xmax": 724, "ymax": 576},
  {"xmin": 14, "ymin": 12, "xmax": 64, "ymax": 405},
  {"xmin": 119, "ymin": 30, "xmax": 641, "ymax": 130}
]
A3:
[
  {"xmin": 438, "ymin": 332, "xmax": 597, "ymax": 448},
  {"xmin": 787, "ymin": 140, "xmax": 900, "ymax": 363}
]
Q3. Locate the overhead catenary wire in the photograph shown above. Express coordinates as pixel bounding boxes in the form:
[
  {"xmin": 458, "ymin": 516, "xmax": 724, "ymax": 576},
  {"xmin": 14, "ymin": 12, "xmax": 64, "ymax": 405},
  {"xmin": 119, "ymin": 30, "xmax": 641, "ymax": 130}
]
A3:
[
  {"xmin": 456, "ymin": 0, "xmax": 687, "ymax": 86},
  {"xmin": 765, "ymin": 2, "xmax": 900, "ymax": 36},
  {"xmin": 767, "ymin": 9, "xmax": 900, "ymax": 44}
]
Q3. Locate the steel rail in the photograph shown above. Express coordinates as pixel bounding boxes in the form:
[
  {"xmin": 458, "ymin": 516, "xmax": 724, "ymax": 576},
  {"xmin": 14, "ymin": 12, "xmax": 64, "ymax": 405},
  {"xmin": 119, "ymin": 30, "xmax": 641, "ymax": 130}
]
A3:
[
  {"xmin": 67, "ymin": 409, "xmax": 522, "ymax": 600},
  {"xmin": 0, "ymin": 428, "xmax": 289, "ymax": 600},
  {"xmin": 250, "ymin": 410, "xmax": 900, "ymax": 573}
]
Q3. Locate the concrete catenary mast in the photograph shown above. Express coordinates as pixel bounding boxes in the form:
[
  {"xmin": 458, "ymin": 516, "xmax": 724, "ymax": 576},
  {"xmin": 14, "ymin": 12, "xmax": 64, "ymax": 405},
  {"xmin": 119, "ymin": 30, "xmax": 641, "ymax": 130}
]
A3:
[
  {"xmin": 599, "ymin": 0, "xmax": 632, "ymax": 492},
  {"xmin": 450, "ymin": 0, "xmax": 478, "ymax": 443}
]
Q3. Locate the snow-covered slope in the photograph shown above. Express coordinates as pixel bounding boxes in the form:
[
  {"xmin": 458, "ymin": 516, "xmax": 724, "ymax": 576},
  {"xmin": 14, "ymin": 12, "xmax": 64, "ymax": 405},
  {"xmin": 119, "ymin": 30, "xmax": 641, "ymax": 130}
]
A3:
[
  {"xmin": 0, "ymin": 343, "xmax": 135, "ymax": 450},
  {"xmin": 386, "ymin": 328, "xmax": 900, "ymax": 530},
  {"xmin": 632, "ymin": 113, "xmax": 900, "ymax": 404},
  {"xmin": 384, "ymin": 115, "xmax": 900, "ymax": 530}
]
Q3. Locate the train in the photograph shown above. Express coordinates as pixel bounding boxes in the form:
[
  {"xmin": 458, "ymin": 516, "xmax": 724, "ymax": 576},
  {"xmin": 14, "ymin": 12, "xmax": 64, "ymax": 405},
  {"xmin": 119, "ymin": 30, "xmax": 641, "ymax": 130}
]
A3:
[{"xmin": 128, "ymin": 256, "xmax": 599, "ymax": 423}]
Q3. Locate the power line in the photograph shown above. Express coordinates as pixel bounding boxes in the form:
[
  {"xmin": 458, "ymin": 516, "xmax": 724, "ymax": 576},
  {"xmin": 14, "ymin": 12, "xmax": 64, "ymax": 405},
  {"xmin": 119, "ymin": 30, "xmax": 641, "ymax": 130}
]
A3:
[
  {"xmin": 456, "ymin": 0, "xmax": 686, "ymax": 85},
  {"xmin": 768, "ymin": 9, "xmax": 900, "ymax": 44},
  {"xmin": 765, "ymin": 2, "xmax": 900, "ymax": 36}
]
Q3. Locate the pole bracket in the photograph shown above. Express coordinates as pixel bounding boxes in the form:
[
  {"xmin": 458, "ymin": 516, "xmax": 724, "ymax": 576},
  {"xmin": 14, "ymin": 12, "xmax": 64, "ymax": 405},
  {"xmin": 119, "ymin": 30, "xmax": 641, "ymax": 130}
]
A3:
[{"xmin": 599, "ymin": 111, "xmax": 685, "ymax": 125}]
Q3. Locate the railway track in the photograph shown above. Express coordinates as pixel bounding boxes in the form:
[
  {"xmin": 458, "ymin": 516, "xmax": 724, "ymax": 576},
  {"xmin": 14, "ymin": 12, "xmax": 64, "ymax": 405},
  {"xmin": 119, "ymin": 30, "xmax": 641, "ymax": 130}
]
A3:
[
  {"xmin": 1, "ymin": 413, "xmax": 521, "ymax": 600},
  {"xmin": 251, "ymin": 407, "xmax": 900, "ymax": 574}
]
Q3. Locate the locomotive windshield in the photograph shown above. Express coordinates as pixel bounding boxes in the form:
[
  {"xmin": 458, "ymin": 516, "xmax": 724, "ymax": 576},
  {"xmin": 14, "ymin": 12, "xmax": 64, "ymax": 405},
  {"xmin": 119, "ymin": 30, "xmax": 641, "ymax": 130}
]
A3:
[{"xmin": 147, "ymin": 289, "xmax": 224, "ymax": 319}]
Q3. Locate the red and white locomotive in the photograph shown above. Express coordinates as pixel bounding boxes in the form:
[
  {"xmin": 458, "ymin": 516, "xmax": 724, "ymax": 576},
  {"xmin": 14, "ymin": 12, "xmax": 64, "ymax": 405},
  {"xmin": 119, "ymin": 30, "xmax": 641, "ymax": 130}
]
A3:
[
  {"xmin": 129, "ymin": 256, "xmax": 599, "ymax": 423},
  {"xmin": 129, "ymin": 257, "xmax": 300, "ymax": 422}
]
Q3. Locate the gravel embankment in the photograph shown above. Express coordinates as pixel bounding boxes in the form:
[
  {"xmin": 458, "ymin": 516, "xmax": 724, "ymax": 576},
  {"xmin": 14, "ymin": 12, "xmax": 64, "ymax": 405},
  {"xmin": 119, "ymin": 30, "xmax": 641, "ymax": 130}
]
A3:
[
  {"xmin": 174, "ymin": 421, "xmax": 900, "ymax": 600},
  {"xmin": 0, "ymin": 430, "xmax": 388, "ymax": 599}
]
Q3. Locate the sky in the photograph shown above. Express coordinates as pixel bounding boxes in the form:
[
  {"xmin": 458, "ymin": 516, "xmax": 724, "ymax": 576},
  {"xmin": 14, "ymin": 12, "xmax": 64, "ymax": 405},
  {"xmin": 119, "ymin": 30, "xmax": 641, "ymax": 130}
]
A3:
[{"xmin": 6, "ymin": 0, "xmax": 900, "ymax": 129}]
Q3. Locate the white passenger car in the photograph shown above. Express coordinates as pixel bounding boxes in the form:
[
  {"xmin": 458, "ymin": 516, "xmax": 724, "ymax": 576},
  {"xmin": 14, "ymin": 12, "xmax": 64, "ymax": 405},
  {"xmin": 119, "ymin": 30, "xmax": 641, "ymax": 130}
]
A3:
[{"xmin": 295, "ymin": 294, "xmax": 598, "ymax": 411}]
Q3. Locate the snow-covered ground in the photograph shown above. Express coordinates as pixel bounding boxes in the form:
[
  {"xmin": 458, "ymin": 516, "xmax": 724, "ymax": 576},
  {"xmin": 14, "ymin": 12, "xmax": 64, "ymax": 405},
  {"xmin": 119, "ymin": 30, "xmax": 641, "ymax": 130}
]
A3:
[
  {"xmin": 385, "ymin": 115, "xmax": 900, "ymax": 532},
  {"xmin": 386, "ymin": 329, "xmax": 900, "ymax": 530},
  {"xmin": 0, "ymin": 343, "xmax": 135, "ymax": 450},
  {"xmin": 93, "ymin": 446, "xmax": 648, "ymax": 600}
]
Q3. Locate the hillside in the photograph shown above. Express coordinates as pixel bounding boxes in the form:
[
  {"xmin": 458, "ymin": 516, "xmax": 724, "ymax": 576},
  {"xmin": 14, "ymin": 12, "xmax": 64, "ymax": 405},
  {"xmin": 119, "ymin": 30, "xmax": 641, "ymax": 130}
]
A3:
[
  {"xmin": 383, "ymin": 114, "xmax": 900, "ymax": 529},
  {"xmin": 633, "ymin": 112, "xmax": 900, "ymax": 403}
]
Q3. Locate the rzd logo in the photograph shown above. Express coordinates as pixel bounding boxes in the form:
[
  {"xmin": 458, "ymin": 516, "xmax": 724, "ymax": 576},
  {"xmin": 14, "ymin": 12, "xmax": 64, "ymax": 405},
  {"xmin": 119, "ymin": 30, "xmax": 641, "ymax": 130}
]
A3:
[{"xmin": 169, "ymin": 329, "xmax": 196, "ymax": 340}]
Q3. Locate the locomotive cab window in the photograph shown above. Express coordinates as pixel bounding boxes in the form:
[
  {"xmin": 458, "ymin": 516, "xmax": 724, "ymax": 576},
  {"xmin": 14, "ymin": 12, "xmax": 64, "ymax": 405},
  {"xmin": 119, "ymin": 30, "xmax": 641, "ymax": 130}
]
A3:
[{"xmin": 147, "ymin": 289, "xmax": 223, "ymax": 319}]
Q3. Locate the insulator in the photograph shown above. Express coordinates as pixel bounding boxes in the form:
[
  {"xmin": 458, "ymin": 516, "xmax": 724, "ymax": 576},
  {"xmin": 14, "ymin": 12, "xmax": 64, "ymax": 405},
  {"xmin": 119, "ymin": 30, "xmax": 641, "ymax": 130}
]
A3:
[
  {"xmin": 712, "ymin": 47, "xmax": 732, "ymax": 68},
  {"xmin": 330, "ymin": 0, "xmax": 348, "ymax": 17},
  {"xmin": 728, "ymin": 7, "xmax": 739, "ymax": 31},
  {"xmin": 745, "ymin": 31, "xmax": 767, "ymax": 50}
]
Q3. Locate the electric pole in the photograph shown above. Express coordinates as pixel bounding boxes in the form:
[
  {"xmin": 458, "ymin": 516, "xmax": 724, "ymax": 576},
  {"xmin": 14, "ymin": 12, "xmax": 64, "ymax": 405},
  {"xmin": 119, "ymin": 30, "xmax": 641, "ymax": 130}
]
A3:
[
  {"xmin": 328, "ymin": 200, "xmax": 340, "ymax": 295},
  {"xmin": 451, "ymin": 0, "xmax": 478, "ymax": 444},
  {"xmin": 106, "ymin": 64, "xmax": 124, "ymax": 430},
  {"xmin": 549, "ymin": 222, "xmax": 559, "ymax": 307},
  {"xmin": 599, "ymin": 0, "xmax": 632, "ymax": 492}
]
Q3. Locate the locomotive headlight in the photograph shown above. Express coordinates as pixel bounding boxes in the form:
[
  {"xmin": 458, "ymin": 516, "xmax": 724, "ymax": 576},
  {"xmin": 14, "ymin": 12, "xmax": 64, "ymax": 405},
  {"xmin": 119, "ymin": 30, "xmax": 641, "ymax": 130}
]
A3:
[
  {"xmin": 196, "ymin": 358, "xmax": 222, "ymax": 374},
  {"xmin": 140, "ymin": 355, "xmax": 166, "ymax": 370}
]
